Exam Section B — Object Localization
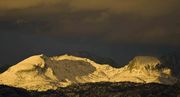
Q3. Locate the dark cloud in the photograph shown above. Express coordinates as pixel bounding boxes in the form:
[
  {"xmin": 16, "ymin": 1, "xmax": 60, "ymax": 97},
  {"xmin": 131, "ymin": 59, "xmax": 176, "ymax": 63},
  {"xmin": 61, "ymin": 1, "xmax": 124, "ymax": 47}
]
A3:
[
  {"xmin": 0, "ymin": 0, "xmax": 62, "ymax": 10},
  {"xmin": 1, "ymin": 0, "xmax": 179, "ymax": 16},
  {"xmin": 69, "ymin": 0, "xmax": 180, "ymax": 17},
  {"xmin": 0, "ymin": 0, "xmax": 180, "ymax": 65},
  {"xmin": 1, "ymin": 9, "xmax": 179, "ymax": 45}
]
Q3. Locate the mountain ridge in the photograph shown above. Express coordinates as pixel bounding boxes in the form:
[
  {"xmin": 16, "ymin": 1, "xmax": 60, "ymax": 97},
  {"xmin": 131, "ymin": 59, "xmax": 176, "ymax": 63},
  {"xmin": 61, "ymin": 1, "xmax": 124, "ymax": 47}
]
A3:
[{"xmin": 0, "ymin": 54, "xmax": 177, "ymax": 91}]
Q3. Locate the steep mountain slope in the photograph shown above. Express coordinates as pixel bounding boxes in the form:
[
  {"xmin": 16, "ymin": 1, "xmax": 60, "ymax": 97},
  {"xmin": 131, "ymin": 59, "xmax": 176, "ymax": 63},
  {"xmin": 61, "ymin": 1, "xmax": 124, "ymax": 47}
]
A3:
[{"xmin": 0, "ymin": 54, "xmax": 177, "ymax": 91}]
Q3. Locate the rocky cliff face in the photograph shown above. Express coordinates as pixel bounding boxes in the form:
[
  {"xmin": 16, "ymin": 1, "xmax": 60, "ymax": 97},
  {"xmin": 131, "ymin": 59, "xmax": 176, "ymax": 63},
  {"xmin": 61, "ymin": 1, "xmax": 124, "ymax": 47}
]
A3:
[{"xmin": 0, "ymin": 54, "xmax": 177, "ymax": 91}]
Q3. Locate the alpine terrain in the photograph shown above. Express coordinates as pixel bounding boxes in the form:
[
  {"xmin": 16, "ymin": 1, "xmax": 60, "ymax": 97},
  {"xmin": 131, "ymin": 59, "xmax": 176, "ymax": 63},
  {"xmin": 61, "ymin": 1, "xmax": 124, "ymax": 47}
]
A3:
[{"xmin": 0, "ymin": 54, "xmax": 177, "ymax": 91}]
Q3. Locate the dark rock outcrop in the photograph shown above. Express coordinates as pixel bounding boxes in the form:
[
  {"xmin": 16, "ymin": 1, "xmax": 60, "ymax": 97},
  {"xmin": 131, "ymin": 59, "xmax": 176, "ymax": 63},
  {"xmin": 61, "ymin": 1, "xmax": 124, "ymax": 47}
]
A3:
[{"xmin": 0, "ymin": 82, "xmax": 180, "ymax": 97}]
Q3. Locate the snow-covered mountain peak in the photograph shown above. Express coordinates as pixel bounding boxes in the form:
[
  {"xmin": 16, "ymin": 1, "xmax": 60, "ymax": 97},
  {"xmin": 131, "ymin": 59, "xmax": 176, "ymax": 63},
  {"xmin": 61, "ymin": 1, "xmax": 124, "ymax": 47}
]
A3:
[
  {"xmin": 7, "ymin": 54, "xmax": 45, "ymax": 73},
  {"xmin": 125, "ymin": 56, "xmax": 173, "ymax": 80},
  {"xmin": 127, "ymin": 56, "xmax": 161, "ymax": 69},
  {"xmin": 0, "ymin": 54, "xmax": 177, "ymax": 91}
]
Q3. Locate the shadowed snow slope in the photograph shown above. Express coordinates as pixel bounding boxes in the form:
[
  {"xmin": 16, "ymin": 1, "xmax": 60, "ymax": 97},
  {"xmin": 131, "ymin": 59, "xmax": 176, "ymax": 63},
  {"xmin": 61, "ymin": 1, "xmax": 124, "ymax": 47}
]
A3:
[{"xmin": 0, "ymin": 54, "xmax": 177, "ymax": 91}]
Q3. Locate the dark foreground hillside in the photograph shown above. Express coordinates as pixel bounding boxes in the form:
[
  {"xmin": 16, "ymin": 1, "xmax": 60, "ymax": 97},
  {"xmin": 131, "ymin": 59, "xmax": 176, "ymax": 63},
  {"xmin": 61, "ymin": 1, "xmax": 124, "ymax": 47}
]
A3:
[{"xmin": 0, "ymin": 82, "xmax": 180, "ymax": 97}]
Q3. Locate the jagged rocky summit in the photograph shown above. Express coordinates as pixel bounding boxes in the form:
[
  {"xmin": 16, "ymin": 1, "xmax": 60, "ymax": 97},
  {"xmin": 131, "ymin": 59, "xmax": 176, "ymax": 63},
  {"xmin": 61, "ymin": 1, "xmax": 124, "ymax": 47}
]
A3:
[{"xmin": 0, "ymin": 54, "xmax": 177, "ymax": 91}]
